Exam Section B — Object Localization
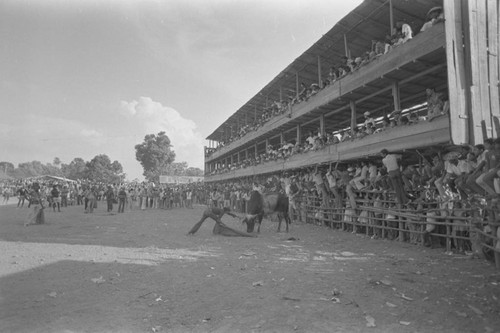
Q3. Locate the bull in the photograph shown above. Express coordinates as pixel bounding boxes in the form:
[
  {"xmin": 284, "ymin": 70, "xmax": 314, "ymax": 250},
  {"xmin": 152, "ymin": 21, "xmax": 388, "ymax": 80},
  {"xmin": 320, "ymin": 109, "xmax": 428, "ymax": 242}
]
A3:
[{"xmin": 242, "ymin": 190, "xmax": 291, "ymax": 233}]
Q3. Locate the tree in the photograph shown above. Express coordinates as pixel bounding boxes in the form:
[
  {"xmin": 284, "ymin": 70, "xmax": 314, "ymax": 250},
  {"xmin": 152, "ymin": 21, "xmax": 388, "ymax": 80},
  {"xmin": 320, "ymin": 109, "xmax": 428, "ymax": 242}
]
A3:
[
  {"xmin": 164, "ymin": 162, "xmax": 188, "ymax": 176},
  {"xmin": 61, "ymin": 158, "xmax": 88, "ymax": 180},
  {"xmin": 53, "ymin": 157, "xmax": 61, "ymax": 168},
  {"xmin": 186, "ymin": 167, "xmax": 203, "ymax": 177},
  {"xmin": 135, "ymin": 132, "xmax": 176, "ymax": 182},
  {"xmin": 86, "ymin": 154, "xmax": 125, "ymax": 183},
  {"xmin": 0, "ymin": 161, "xmax": 14, "ymax": 175}
]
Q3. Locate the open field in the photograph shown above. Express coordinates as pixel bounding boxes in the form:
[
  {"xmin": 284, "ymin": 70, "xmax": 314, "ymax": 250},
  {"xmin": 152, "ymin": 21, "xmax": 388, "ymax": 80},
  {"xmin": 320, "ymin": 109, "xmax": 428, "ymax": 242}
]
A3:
[{"xmin": 1, "ymin": 202, "xmax": 499, "ymax": 333}]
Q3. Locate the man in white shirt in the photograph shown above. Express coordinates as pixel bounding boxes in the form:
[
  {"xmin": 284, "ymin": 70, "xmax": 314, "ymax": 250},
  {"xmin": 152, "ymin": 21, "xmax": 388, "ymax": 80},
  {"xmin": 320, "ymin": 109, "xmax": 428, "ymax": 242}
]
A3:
[{"xmin": 381, "ymin": 149, "xmax": 409, "ymax": 205}]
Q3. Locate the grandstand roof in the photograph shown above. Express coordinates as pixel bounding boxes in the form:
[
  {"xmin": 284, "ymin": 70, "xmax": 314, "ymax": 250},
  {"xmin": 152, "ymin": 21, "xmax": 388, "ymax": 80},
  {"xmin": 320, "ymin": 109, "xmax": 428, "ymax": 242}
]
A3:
[{"xmin": 207, "ymin": 0, "xmax": 443, "ymax": 141}]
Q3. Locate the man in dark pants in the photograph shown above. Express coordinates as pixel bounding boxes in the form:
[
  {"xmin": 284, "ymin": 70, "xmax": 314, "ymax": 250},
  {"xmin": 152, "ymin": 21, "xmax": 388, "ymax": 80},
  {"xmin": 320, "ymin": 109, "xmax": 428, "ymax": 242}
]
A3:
[
  {"xmin": 105, "ymin": 186, "xmax": 115, "ymax": 212},
  {"xmin": 187, "ymin": 206, "xmax": 254, "ymax": 237}
]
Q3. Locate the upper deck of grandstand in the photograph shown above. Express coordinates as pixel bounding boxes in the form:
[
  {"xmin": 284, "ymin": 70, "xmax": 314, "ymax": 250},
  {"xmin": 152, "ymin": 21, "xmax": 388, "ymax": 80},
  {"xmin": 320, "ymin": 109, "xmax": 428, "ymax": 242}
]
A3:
[{"xmin": 203, "ymin": 0, "xmax": 467, "ymax": 180}]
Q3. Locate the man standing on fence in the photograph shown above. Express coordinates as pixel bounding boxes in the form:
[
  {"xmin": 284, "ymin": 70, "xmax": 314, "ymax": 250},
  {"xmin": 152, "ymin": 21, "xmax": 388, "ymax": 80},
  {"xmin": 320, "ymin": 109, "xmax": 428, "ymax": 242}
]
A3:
[{"xmin": 380, "ymin": 149, "xmax": 409, "ymax": 205}]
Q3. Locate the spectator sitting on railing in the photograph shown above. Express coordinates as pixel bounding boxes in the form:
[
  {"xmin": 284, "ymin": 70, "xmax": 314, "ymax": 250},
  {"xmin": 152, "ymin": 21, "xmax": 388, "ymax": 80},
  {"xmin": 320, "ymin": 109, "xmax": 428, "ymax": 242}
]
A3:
[
  {"xmin": 394, "ymin": 20, "xmax": 413, "ymax": 46},
  {"xmin": 371, "ymin": 39, "xmax": 386, "ymax": 57},
  {"xmin": 312, "ymin": 136, "xmax": 323, "ymax": 151},
  {"xmin": 476, "ymin": 138, "xmax": 500, "ymax": 197},
  {"xmin": 305, "ymin": 131, "xmax": 316, "ymax": 146},
  {"xmin": 365, "ymin": 122, "xmax": 375, "ymax": 135},
  {"xmin": 339, "ymin": 56, "xmax": 351, "ymax": 76},
  {"xmin": 350, "ymin": 161, "xmax": 368, "ymax": 190},
  {"xmin": 420, "ymin": 6, "xmax": 444, "ymax": 33},
  {"xmin": 340, "ymin": 129, "xmax": 351, "ymax": 142},
  {"xmin": 375, "ymin": 116, "xmax": 390, "ymax": 133},
  {"xmin": 367, "ymin": 161, "xmax": 379, "ymax": 189},
  {"xmin": 329, "ymin": 133, "xmax": 340, "ymax": 144},
  {"xmin": 281, "ymin": 141, "xmax": 294, "ymax": 157},
  {"xmin": 389, "ymin": 118, "xmax": 397, "ymax": 128},
  {"xmin": 310, "ymin": 83, "xmax": 320, "ymax": 96},
  {"xmin": 353, "ymin": 127, "xmax": 366, "ymax": 140},
  {"xmin": 426, "ymin": 88, "xmax": 446, "ymax": 121},
  {"xmin": 400, "ymin": 115, "xmax": 410, "ymax": 126},
  {"xmin": 328, "ymin": 67, "xmax": 338, "ymax": 83},
  {"xmin": 292, "ymin": 141, "xmax": 303, "ymax": 155},
  {"xmin": 363, "ymin": 111, "xmax": 376, "ymax": 128},
  {"xmin": 298, "ymin": 82, "xmax": 307, "ymax": 101},
  {"xmin": 409, "ymin": 113, "xmax": 419, "ymax": 125}
]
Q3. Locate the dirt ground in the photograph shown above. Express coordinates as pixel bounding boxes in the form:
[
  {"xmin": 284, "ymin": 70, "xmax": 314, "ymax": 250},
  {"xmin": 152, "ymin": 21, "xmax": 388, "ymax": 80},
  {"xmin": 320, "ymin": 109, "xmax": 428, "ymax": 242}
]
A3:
[{"xmin": 1, "ymin": 202, "xmax": 500, "ymax": 333}]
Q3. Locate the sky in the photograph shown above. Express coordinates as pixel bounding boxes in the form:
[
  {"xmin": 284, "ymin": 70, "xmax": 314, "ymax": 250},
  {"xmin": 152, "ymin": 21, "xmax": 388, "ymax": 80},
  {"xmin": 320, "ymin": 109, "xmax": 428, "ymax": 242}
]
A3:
[{"xmin": 0, "ymin": 0, "xmax": 362, "ymax": 180}]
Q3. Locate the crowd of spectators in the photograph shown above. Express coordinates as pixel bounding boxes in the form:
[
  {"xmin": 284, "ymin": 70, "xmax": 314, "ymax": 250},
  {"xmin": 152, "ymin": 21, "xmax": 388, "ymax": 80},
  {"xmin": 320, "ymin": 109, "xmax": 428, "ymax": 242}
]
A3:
[
  {"xmin": 1, "ymin": 179, "xmax": 210, "ymax": 216},
  {"xmin": 207, "ymin": 88, "xmax": 448, "ymax": 177},
  {"xmin": 203, "ymin": 137, "xmax": 498, "ymax": 255},
  {"xmin": 206, "ymin": 6, "xmax": 446, "ymax": 158}
]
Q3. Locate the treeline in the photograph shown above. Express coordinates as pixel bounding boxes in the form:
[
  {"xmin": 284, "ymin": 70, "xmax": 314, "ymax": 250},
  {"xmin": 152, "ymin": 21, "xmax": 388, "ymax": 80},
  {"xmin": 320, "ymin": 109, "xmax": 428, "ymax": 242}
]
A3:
[
  {"xmin": 1, "ymin": 155, "xmax": 203, "ymax": 183},
  {"xmin": 0, "ymin": 154, "xmax": 125, "ymax": 183}
]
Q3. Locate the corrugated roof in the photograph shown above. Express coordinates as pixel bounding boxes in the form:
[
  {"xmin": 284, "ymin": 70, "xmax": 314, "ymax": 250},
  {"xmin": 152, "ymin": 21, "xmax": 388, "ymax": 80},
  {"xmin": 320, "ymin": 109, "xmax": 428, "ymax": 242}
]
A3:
[{"xmin": 207, "ymin": 0, "xmax": 442, "ymax": 141}]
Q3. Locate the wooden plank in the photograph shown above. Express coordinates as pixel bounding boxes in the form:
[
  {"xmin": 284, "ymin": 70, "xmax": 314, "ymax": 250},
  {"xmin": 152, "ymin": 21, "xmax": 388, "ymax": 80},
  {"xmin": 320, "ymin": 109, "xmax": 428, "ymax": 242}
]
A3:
[
  {"xmin": 477, "ymin": 0, "xmax": 493, "ymax": 138},
  {"xmin": 487, "ymin": 0, "xmax": 500, "ymax": 126},
  {"xmin": 444, "ymin": 0, "xmax": 470, "ymax": 145},
  {"xmin": 468, "ymin": 0, "xmax": 486, "ymax": 142}
]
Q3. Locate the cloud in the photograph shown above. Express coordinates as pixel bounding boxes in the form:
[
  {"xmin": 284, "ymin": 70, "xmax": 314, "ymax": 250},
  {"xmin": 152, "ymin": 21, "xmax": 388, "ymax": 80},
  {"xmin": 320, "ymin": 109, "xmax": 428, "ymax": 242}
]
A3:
[
  {"xmin": 119, "ymin": 97, "xmax": 205, "ymax": 169},
  {"xmin": 80, "ymin": 129, "xmax": 103, "ymax": 138}
]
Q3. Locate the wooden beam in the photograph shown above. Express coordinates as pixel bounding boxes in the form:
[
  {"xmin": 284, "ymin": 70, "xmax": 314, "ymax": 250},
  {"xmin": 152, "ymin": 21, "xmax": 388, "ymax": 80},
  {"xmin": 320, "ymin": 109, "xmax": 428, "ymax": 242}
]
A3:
[
  {"xmin": 350, "ymin": 101, "xmax": 357, "ymax": 133},
  {"xmin": 487, "ymin": 0, "xmax": 500, "ymax": 122},
  {"xmin": 317, "ymin": 55, "xmax": 322, "ymax": 87},
  {"xmin": 392, "ymin": 81, "xmax": 401, "ymax": 111},
  {"xmin": 389, "ymin": 0, "xmax": 394, "ymax": 33}
]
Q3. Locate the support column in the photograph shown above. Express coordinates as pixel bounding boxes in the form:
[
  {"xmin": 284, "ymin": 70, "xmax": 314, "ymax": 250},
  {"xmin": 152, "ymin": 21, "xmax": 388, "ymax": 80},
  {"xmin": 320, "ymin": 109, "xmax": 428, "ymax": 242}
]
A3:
[
  {"xmin": 317, "ymin": 55, "xmax": 322, "ymax": 87},
  {"xmin": 280, "ymin": 132, "xmax": 284, "ymax": 145},
  {"xmin": 319, "ymin": 114, "xmax": 325, "ymax": 136},
  {"xmin": 344, "ymin": 34, "xmax": 349, "ymax": 57},
  {"xmin": 295, "ymin": 72, "xmax": 299, "ymax": 99},
  {"xmin": 350, "ymin": 100, "xmax": 357, "ymax": 134},
  {"xmin": 389, "ymin": 0, "xmax": 394, "ymax": 34},
  {"xmin": 392, "ymin": 81, "xmax": 401, "ymax": 111},
  {"xmin": 296, "ymin": 124, "xmax": 301, "ymax": 144}
]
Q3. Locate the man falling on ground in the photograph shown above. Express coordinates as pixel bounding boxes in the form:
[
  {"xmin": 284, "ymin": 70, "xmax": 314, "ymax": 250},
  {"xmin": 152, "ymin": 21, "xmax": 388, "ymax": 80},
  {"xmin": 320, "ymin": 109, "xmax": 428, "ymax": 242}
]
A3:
[{"xmin": 187, "ymin": 206, "xmax": 255, "ymax": 237}]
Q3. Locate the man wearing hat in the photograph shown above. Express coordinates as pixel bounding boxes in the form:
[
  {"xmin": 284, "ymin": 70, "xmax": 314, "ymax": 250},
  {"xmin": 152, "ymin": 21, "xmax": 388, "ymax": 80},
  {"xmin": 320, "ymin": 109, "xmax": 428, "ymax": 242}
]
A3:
[
  {"xmin": 363, "ymin": 111, "xmax": 376, "ymax": 128},
  {"xmin": 420, "ymin": 7, "xmax": 444, "ymax": 32}
]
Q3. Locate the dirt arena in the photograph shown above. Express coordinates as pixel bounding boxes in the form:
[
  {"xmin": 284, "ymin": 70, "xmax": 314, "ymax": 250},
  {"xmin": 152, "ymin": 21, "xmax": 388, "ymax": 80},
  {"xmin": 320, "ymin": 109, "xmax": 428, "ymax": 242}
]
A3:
[{"xmin": 1, "ymin": 202, "xmax": 499, "ymax": 333}]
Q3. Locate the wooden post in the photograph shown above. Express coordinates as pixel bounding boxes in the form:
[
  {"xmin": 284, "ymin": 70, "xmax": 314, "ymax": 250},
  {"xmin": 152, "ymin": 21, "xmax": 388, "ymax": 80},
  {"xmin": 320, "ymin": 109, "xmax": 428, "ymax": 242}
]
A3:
[
  {"xmin": 279, "ymin": 86, "xmax": 283, "ymax": 103},
  {"xmin": 319, "ymin": 114, "xmax": 325, "ymax": 136},
  {"xmin": 344, "ymin": 34, "xmax": 349, "ymax": 57},
  {"xmin": 487, "ymin": 0, "xmax": 500, "ymax": 123},
  {"xmin": 350, "ymin": 100, "xmax": 357, "ymax": 134},
  {"xmin": 398, "ymin": 209, "xmax": 404, "ymax": 242},
  {"xmin": 317, "ymin": 55, "xmax": 322, "ymax": 87},
  {"xmin": 445, "ymin": 0, "xmax": 470, "ymax": 144},
  {"xmin": 392, "ymin": 81, "xmax": 401, "ymax": 111},
  {"xmin": 296, "ymin": 72, "xmax": 299, "ymax": 99},
  {"xmin": 468, "ymin": 0, "xmax": 493, "ymax": 141},
  {"xmin": 296, "ymin": 124, "xmax": 301, "ymax": 145},
  {"xmin": 389, "ymin": 0, "xmax": 394, "ymax": 34}
]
